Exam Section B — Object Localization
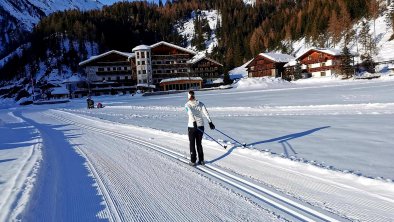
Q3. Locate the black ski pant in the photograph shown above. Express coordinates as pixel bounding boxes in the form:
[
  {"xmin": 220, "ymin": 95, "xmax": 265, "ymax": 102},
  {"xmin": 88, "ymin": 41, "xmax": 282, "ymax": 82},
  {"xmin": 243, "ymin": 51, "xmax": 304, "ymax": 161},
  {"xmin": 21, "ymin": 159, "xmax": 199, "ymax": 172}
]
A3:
[{"xmin": 188, "ymin": 126, "xmax": 204, "ymax": 163}]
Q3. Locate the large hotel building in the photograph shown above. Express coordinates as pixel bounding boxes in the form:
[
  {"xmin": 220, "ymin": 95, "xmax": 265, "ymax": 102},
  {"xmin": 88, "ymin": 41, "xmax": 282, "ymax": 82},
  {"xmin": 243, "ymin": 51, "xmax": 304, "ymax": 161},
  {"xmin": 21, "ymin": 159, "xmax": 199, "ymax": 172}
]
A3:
[{"xmin": 79, "ymin": 41, "xmax": 223, "ymax": 93}]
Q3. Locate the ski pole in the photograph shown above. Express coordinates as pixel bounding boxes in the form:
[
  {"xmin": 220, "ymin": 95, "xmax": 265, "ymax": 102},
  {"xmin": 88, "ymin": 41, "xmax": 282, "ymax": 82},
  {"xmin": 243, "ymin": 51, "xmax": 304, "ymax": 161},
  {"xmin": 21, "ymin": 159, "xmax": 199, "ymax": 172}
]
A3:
[
  {"xmin": 197, "ymin": 128, "xmax": 227, "ymax": 149},
  {"xmin": 215, "ymin": 129, "xmax": 246, "ymax": 147}
]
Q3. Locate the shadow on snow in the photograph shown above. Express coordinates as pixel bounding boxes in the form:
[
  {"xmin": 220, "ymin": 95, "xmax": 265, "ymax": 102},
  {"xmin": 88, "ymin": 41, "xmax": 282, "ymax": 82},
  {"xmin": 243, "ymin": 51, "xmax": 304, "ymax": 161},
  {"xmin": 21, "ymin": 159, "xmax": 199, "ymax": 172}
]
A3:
[
  {"xmin": 15, "ymin": 113, "xmax": 108, "ymax": 222},
  {"xmin": 208, "ymin": 126, "xmax": 330, "ymax": 164}
]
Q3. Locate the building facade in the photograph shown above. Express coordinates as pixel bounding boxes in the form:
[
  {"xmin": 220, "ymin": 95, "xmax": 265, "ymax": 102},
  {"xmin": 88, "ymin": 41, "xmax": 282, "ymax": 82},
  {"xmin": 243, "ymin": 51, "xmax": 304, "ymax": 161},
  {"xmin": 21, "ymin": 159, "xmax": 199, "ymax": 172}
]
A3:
[
  {"xmin": 297, "ymin": 49, "xmax": 343, "ymax": 78},
  {"xmin": 79, "ymin": 41, "xmax": 223, "ymax": 92},
  {"xmin": 283, "ymin": 48, "xmax": 358, "ymax": 79},
  {"xmin": 246, "ymin": 53, "xmax": 295, "ymax": 78}
]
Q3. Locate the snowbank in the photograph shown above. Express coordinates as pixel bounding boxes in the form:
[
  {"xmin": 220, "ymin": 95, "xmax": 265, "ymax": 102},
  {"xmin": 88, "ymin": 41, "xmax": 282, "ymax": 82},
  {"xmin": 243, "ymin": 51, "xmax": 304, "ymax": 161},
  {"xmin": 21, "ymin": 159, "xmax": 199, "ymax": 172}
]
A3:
[
  {"xmin": 228, "ymin": 59, "xmax": 253, "ymax": 79},
  {"xmin": 232, "ymin": 77, "xmax": 294, "ymax": 90}
]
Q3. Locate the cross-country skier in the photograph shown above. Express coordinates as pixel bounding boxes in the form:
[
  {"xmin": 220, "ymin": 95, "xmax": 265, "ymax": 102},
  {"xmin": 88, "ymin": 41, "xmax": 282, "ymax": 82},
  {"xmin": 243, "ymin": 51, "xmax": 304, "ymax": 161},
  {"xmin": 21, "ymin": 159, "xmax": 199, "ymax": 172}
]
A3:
[{"xmin": 185, "ymin": 90, "xmax": 215, "ymax": 166}]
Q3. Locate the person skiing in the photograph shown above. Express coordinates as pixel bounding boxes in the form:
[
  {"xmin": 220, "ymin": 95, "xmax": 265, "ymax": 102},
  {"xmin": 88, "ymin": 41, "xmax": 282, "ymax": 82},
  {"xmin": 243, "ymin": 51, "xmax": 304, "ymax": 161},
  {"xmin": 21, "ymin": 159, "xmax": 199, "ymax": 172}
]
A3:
[{"xmin": 185, "ymin": 90, "xmax": 215, "ymax": 166}]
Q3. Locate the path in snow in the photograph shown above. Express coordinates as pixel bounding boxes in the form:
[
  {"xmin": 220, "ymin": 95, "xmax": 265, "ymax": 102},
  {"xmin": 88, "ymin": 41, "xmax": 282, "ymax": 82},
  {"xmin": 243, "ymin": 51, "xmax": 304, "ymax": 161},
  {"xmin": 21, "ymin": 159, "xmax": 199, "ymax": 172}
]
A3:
[
  {"xmin": 0, "ymin": 111, "xmax": 41, "ymax": 221},
  {"xmin": 21, "ymin": 110, "xmax": 281, "ymax": 221},
  {"xmin": 47, "ymin": 109, "xmax": 394, "ymax": 222},
  {"xmin": 61, "ymin": 79, "xmax": 394, "ymax": 180},
  {"xmin": 18, "ymin": 111, "xmax": 109, "ymax": 222}
]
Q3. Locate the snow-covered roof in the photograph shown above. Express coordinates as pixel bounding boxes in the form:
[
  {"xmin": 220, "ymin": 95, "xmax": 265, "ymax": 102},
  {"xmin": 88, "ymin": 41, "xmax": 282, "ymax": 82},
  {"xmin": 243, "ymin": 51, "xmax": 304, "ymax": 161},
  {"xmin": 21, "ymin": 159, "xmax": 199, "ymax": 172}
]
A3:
[
  {"xmin": 297, "ymin": 48, "xmax": 358, "ymax": 60},
  {"xmin": 150, "ymin": 41, "xmax": 197, "ymax": 55},
  {"xmin": 188, "ymin": 54, "xmax": 223, "ymax": 66},
  {"xmin": 79, "ymin": 50, "xmax": 135, "ymax": 66},
  {"xmin": 132, "ymin": 45, "xmax": 151, "ymax": 52},
  {"xmin": 137, "ymin": 84, "xmax": 156, "ymax": 88},
  {"xmin": 160, "ymin": 77, "xmax": 203, "ymax": 84},
  {"xmin": 259, "ymin": 53, "xmax": 295, "ymax": 63},
  {"xmin": 212, "ymin": 78, "xmax": 224, "ymax": 84},
  {"xmin": 62, "ymin": 75, "xmax": 86, "ymax": 83},
  {"xmin": 284, "ymin": 60, "xmax": 298, "ymax": 67},
  {"xmin": 51, "ymin": 87, "xmax": 69, "ymax": 95}
]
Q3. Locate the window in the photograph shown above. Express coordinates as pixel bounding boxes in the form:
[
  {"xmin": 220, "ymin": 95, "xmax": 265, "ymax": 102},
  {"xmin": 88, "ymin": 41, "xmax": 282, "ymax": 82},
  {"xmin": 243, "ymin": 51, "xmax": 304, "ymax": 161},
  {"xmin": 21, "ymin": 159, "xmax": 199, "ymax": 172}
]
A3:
[
  {"xmin": 142, "ymin": 61, "xmax": 145, "ymax": 65},
  {"xmin": 321, "ymin": 72, "xmax": 326, "ymax": 77},
  {"xmin": 147, "ymin": 52, "xmax": 150, "ymax": 58},
  {"xmin": 138, "ymin": 70, "xmax": 141, "ymax": 74},
  {"xmin": 117, "ymin": 76, "xmax": 120, "ymax": 81},
  {"xmin": 321, "ymin": 62, "xmax": 326, "ymax": 67},
  {"xmin": 117, "ymin": 67, "xmax": 121, "ymax": 71},
  {"xmin": 108, "ymin": 77, "xmax": 111, "ymax": 80},
  {"xmin": 125, "ymin": 76, "xmax": 128, "ymax": 80},
  {"xmin": 137, "ymin": 61, "xmax": 140, "ymax": 65},
  {"xmin": 113, "ymin": 67, "xmax": 116, "ymax": 71},
  {"xmin": 107, "ymin": 67, "xmax": 110, "ymax": 71},
  {"xmin": 136, "ymin": 52, "xmax": 140, "ymax": 59},
  {"xmin": 142, "ymin": 70, "xmax": 146, "ymax": 74},
  {"xmin": 124, "ymin": 67, "xmax": 127, "ymax": 70},
  {"xmin": 98, "ymin": 67, "xmax": 104, "ymax": 72},
  {"xmin": 141, "ymin": 52, "xmax": 145, "ymax": 59}
]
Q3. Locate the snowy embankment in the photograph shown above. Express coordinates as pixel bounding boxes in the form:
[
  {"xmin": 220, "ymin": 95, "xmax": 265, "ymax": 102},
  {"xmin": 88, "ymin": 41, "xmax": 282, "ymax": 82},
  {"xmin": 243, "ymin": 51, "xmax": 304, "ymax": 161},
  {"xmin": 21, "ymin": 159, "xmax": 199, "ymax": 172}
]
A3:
[{"xmin": 0, "ymin": 111, "xmax": 41, "ymax": 221}]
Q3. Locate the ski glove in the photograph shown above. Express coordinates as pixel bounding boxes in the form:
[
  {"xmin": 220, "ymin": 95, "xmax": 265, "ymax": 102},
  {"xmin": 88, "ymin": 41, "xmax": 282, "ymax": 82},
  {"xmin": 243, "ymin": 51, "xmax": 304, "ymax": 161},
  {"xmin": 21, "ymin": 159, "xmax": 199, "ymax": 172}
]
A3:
[
  {"xmin": 193, "ymin": 121, "xmax": 197, "ymax": 129},
  {"xmin": 209, "ymin": 122, "xmax": 215, "ymax": 130}
]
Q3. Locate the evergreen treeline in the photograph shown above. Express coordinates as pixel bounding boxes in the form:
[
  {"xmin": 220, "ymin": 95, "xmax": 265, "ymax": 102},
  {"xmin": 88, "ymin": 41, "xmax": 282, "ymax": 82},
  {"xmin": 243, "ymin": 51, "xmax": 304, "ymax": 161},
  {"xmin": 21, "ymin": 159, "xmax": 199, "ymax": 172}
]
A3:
[{"xmin": 0, "ymin": 0, "xmax": 390, "ymax": 81}]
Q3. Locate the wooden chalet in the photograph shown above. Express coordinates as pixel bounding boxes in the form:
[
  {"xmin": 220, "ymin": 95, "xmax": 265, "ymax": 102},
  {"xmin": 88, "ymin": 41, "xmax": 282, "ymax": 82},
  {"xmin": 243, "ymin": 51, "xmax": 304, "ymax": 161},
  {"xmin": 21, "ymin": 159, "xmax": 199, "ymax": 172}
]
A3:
[
  {"xmin": 189, "ymin": 56, "xmax": 223, "ymax": 84},
  {"xmin": 246, "ymin": 53, "xmax": 295, "ymax": 78},
  {"xmin": 296, "ymin": 48, "xmax": 356, "ymax": 78}
]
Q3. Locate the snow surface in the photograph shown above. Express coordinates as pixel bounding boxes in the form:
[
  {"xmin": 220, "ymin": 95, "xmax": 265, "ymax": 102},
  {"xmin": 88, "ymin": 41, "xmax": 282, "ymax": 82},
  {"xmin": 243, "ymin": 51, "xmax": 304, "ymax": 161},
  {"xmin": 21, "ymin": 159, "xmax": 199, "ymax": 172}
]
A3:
[
  {"xmin": 1, "ymin": 78, "xmax": 394, "ymax": 221},
  {"xmin": 177, "ymin": 10, "xmax": 220, "ymax": 54}
]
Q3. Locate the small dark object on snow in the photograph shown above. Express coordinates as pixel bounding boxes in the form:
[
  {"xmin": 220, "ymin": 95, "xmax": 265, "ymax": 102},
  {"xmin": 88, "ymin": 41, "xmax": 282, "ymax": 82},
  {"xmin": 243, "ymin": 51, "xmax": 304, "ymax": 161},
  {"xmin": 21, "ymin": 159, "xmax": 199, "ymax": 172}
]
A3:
[{"xmin": 87, "ymin": 98, "xmax": 94, "ymax": 109}]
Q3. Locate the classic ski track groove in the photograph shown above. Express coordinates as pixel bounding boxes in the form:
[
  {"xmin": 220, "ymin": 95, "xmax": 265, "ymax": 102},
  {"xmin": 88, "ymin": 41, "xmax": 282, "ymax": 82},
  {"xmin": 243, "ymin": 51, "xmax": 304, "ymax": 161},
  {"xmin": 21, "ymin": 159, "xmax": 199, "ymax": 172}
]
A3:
[
  {"xmin": 73, "ymin": 144, "xmax": 122, "ymax": 222},
  {"xmin": 37, "ymin": 112, "xmax": 122, "ymax": 222},
  {"xmin": 47, "ymin": 110, "xmax": 342, "ymax": 222}
]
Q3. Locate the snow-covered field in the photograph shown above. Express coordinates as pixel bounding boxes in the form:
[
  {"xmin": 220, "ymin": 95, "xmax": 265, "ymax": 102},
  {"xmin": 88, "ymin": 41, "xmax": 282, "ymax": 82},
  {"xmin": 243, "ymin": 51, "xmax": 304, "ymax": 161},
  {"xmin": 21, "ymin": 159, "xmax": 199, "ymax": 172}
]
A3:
[{"xmin": 1, "ymin": 77, "xmax": 394, "ymax": 221}]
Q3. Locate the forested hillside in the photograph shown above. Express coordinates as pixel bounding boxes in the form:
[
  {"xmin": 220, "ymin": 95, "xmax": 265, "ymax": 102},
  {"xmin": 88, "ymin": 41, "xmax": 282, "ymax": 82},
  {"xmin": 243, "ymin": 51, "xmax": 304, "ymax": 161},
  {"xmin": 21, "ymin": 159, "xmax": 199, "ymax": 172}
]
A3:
[{"xmin": 0, "ymin": 0, "xmax": 393, "ymax": 82}]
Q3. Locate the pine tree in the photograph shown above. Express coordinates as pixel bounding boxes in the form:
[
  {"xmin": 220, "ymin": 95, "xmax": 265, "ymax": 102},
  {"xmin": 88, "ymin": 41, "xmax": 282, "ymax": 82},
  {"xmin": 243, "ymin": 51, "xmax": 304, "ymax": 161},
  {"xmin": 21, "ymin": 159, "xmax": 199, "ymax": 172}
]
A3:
[
  {"xmin": 340, "ymin": 46, "xmax": 354, "ymax": 79},
  {"xmin": 294, "ymin": 61, "xmax": 302, "ymax": 80},
  {"xmin": 360, "ymin": 53, "xmax": 375, "ymax": 73}
]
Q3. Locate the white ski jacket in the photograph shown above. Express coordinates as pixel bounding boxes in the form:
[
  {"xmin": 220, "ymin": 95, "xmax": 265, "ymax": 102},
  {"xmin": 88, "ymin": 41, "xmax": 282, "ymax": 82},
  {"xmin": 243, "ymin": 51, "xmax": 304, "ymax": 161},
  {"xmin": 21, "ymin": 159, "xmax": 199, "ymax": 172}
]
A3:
[{"xmin": 185, "ymin": 100, "xmax": 212, "ymax": 127}]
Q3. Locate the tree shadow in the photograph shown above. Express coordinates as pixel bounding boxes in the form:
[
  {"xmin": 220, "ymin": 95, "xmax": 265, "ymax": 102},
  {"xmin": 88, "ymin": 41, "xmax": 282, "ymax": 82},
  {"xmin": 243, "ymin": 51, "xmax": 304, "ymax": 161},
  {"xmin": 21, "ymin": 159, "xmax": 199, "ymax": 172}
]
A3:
[
  {"xmin": 208, "ymin": 126, "xmax": 330, "ymax": 163},
  {"xmin": 249, "ymin": 126, "xmax": 330, "ymax": 157}
]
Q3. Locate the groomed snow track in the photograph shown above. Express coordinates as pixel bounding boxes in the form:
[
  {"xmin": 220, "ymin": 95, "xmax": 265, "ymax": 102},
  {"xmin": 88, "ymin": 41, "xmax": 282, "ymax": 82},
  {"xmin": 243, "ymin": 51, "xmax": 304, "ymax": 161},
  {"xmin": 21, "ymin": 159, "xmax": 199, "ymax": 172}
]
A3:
[{"xmin": 47, "ymin": 110, "xmax": 345, "ymax": 222}]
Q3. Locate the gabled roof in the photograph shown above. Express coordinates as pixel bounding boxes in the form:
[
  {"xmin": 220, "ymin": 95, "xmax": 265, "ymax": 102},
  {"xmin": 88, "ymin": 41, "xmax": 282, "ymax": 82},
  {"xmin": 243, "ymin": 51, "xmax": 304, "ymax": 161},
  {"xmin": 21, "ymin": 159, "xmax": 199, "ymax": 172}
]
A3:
[
  {"xmin": 150, "ymin": 41, "xmax": 197, "ymax": 55},
  {"xmin": 188, "ymin": 54, "xmax": 223, "ymax": 66},
  {"xmin": 246, "ymin": 53, "xmax": 295, "ymax": 68},
  {"xmin": 258, "ymin": 53, "xmax": 295, "ymax": 63},
  {"xmin": 132, "ymin": 45, "xmax": 150, "ymax": 51},
  {"xmin": 297, "ymin": 48, "xmax": 358, "ymax": 60},
  {"xmin": 79, "ymin": 50, "xmax": 135, "ymax": 66}
]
